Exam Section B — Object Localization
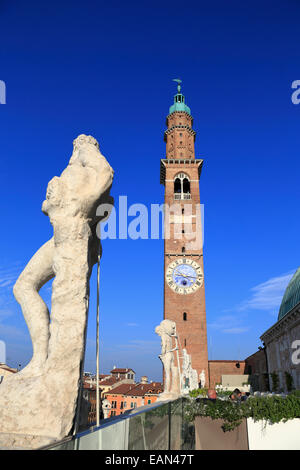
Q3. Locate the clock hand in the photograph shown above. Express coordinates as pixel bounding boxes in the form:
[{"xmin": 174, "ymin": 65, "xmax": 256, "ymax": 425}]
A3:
[{"xmin": 174, "ymin": 270, "xmax": 197, "ymax": 280}]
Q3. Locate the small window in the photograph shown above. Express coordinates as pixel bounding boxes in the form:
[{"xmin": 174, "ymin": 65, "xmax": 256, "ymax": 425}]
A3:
[
  {"xmin": 183, "ymin": 312, "xmax": 187, "ymax": 321},
  {"xmin": 184, "ymin": 339, "xmax": 187, "ymax": 347},
  {"xmin": 182, "ymin": 247, "xmax": 185, "ymax": 253}
]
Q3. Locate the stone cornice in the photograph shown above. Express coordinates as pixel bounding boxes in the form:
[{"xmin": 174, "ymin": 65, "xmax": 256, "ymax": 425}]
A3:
[
  {"xmin": 260, "ymin": 303, "xmax": 300, "ymax": 343},
  {"xmin": 166, "ymin": 111, "xmax": 193, "ymax": 120},
  {"xmin": 164, "ymin": 125, "xmax": 196, "ymax": 137},
  {"xmin": 160, "ymin": 159, "xmax": 203, "ymax": 185},
  {"xmin": 165, "ymin": 253, "xmax": 203, "ymax": 259}
]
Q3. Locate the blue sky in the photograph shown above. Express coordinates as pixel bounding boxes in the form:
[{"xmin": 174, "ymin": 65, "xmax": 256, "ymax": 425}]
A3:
[{"xmin": 0, "ymin": 0, "xmax": 299, "ymax": 381}]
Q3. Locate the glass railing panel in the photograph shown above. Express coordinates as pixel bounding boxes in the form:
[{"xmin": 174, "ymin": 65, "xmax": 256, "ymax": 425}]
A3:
[
  {"xmin": 170, "ymin": 399, "xmax": 182, "ymax": 449},
  {"xmin": 47, "ymin": 437, "xmax": 75, "ymax": 450},
  {"xmin": 43, "ymin": 398, "xmax": 188, "ymax": 451},
  {"xmin": 128, "ymin": 401, "xmax": 170, "ymax": 450},
  {"xmin": 181, "ymin": 398, "xmax": 195, "ymax": 450},
  {"xmin": 77, "ymin": 419, "xmax": 129, "ymax": 450}
]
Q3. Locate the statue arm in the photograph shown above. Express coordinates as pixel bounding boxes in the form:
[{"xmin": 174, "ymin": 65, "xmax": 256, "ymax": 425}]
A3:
[{"xmin": 81, "ymin": 152, "xmax": 114, "ymax": 205}]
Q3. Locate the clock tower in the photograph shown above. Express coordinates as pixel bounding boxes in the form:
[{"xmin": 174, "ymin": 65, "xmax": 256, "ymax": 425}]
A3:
[{"xmin": 160, "ymin": 80, "xmax": 209, "ymax": 387}]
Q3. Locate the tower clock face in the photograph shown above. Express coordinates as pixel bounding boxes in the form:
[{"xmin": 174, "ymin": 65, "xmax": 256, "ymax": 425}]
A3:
[{"xmin": 166, "ymin": 258, "xmax": 204, "ymax": 294}]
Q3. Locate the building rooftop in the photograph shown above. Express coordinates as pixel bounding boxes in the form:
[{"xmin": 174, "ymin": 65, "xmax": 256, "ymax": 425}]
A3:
[
  {"xmin": 110, "ymin": 368, "xmax": 135, "ymax": 374},
  {"xmin": 104, "ymin": 382, "xmax": 163, "ymax": 397},
  {"xmin": 99, "ymin": 376, "xmax": 122, "ymax": 386},
  {"xmin": 131, "ymin": 383, "xmax": 163, "ymax": 396},
  {"xmin": 105, "ymin": 383, "xmax": 137, "ymax": 396}
]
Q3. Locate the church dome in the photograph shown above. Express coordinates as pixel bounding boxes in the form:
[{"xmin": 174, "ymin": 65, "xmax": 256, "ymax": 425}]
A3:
[
  {"xmin": 278, "ymin": 267, "xmax": 300, "ymax": 321},
  {"xmin": 169, "ymin": 94, "xmax": 191, "ymax": 116},
  {"xmin": 169, "ymin": 80, "xmax": 191, "ymax": 116}
]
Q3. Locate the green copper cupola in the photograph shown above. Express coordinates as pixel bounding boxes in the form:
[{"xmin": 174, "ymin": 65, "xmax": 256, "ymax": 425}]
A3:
[{"xmin": 169, "ymin": 79, "xmax": 191, "ymax": 116}]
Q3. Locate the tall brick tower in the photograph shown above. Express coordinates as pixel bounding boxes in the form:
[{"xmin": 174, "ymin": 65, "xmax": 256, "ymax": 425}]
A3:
[{"xmin": 160, "ymin": 80, "xmax": 209, "ymax": 388}]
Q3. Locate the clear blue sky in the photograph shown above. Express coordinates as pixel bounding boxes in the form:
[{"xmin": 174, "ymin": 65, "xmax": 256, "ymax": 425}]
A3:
[{"xmin": 0, "ymin": 0, "xmax": 299, "ymax": 381}]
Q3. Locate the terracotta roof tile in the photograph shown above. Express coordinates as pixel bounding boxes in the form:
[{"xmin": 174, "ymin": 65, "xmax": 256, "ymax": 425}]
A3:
[
  {"xmin": 125, "ymin": 383, "xmax": 163, "ymax": 397},
  {"xmin": 110, "ymin": 368, "xmax": 135, "ymax": 374},
  {"xmin": 104, "ymin": 383, "xmax": 137, "ymax": 395}
]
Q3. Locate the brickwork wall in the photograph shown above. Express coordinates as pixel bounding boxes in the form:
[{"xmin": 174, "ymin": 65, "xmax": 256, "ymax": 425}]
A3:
[{"xmin": 208, "ymin": 360, "xmax": 246, "ymax": 389}]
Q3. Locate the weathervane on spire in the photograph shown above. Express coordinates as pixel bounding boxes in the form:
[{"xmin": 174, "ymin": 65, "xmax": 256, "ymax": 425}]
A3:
[{"xmin": 173, "ymin": 78, "xmax": 182, "ymax": 93}]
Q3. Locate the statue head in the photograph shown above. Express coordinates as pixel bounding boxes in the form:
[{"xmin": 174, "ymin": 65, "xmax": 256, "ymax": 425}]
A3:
[
  {"xmin": 42, "ymin": 134, "xmax": 114, "ymax": 228},
  {"xmin": 73, "ymin": 134, "xmax": 100, "ymax": 151},
  {"xmin": 155, "ymin": 319, "xmax": 176, "ymax": 337}
]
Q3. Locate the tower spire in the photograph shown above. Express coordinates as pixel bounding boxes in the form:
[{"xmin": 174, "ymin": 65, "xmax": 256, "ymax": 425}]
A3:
[{"xmin": 169, "ymin": 78, "xmax": 191, "ymax": 116}]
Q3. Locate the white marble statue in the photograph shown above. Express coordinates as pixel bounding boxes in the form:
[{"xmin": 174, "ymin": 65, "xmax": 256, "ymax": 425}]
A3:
[
  {"xmin": 155, "ymin": 319, "xmax": 180, "ymax": 400},
  {"xmin": 0, "ymin": 135, "xmax": 114, "ymax": 449},
  {"xmin": 199, "ymin": 369, "xmax": 206, "ymax": 389},
  {"xmin": 102, "ymin": 399, "xmax": 112, "ymax": 419},
  {"xmin": 191, "ymin": 369, "xmax": 199, "ymax": 391},
  {"xmin": 181, "ymin": 348, "xmax": 198, "ymax": 393}
]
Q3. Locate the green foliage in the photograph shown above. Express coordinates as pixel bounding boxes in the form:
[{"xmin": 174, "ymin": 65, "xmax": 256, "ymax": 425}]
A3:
[
  {"xmin": 285, "ymin": 372, "xmax": 294, "ymax": 392},
  {"xmin": 216, "ymin": 390, "xmax": 232, "ymax": 398},
  {"xmin": 184, "ymin": 394, "xmax": 300, "ymax": 432},
  {"xmin": 271, "ymin": 372, "xmax": 279, "ymax": 392},
  {"xmin": 290, "ymin": 390, "xmax": 300, "ymax": 398},
  {"xmin": 189, "ymin": 388, "xmax": 207, "ymax": 398}
]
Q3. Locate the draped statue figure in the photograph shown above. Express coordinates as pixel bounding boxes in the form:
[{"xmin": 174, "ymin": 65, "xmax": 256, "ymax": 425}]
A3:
[{"xmin": 155, "ymin": 319, "xmax": 181, "ymax": 400}]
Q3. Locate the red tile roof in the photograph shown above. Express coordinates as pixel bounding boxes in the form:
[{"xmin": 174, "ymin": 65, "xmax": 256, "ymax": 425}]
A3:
[
  {"xmin": 105, "ymin": 383, "xmax": 137, "ymax": 396},
  {"xmin": 99, "ymin": 376, "xmax": 121, "ymax": 386},
  {"xmin": 110, "ymin": 368, "xmax": 135, "ymax": 374},
  {"xmin": 144, "ymin": 383, "xmax": 163, "ymax": 395},
  {"xmin": 104, "ymin": 382, "xmax": 163, "ymax": 397},
  {"xmin": 125, "ymin": 383, "xmax": 163, "ymax": 397}
]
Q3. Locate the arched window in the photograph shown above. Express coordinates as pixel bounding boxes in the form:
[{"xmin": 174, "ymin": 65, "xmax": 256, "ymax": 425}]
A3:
[
  {"xmin": 183, "ymin": 312, "xmax": 187, "ymax": 321},
  {"xmin": 183, "ymin": 178, "xmax": 190, "ymax": 194},
  {"xmin": 174, "ymin": 178, "xmax": 181, "ymax": 193},
  {"xmin": 174, "ymin": 173, "xmax": 191, "ymax": 200}
]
